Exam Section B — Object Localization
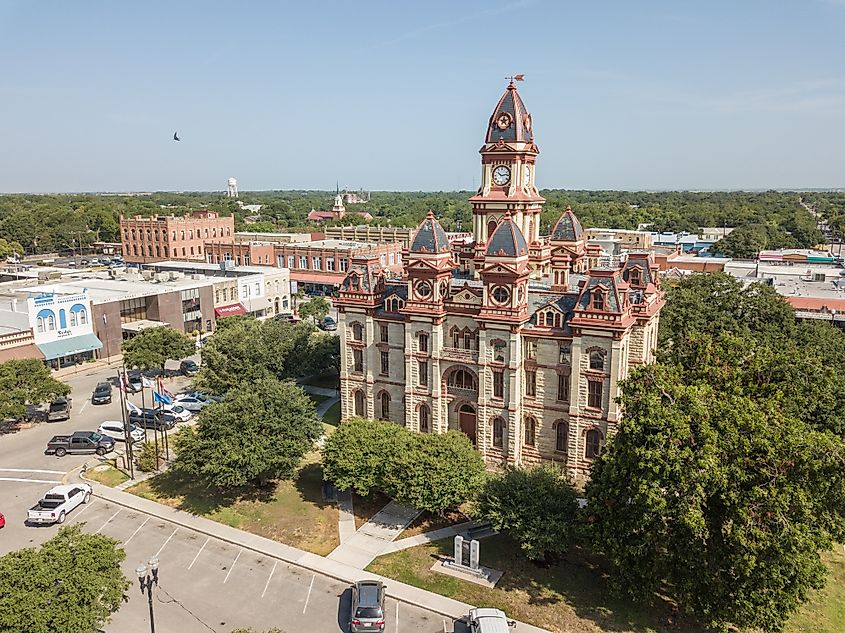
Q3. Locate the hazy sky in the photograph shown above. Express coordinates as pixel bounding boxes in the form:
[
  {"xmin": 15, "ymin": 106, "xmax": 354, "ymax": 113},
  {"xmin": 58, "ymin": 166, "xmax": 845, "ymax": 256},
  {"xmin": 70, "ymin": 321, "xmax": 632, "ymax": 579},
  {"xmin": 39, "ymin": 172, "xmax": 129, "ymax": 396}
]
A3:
[{"xmin": 2, "ymin": 0, "xmax": 845, "ymax": 193}]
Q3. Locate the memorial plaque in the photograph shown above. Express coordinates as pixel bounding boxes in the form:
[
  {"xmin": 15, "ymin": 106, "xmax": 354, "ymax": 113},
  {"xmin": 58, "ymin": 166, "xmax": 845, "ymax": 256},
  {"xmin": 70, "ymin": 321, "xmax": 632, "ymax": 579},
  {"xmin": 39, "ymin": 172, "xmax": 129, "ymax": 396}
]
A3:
[{"xmin": 470, "ymin": 539, "xmax": 480, "ymax": 570}]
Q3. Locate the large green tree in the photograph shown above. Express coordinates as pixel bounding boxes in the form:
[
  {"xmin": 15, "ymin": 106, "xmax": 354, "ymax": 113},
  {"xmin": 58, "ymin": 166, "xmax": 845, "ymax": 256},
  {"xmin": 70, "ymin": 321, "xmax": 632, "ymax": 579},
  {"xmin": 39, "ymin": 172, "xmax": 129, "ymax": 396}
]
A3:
[
  {"xmin": 586, "ymin": 364, "xmax": 845, "ymax": 633},
  {"xmin": 475, "ymin": 464, "xmax": 580, "ymax": 563},
  {"xmin": 0, "ymin": 524, "xmax": 129, "ymax": 633},
  {"xmin": 195, "ymin": 317, "xmax": 314, "ymax": 395},
  {"xmin": 0, "ymin": 358, "xmax": 69, "ymax": 420},
  {"xmin": 297, "ymin": 297, "xmax": 331, "ymax": 324},
  {"xmin": 174, "ymin": 377, "xmax": 321, "ymax": 489},
  {"xmin": 121, "ymin": 325, "xmax": 195, "ymax": 370}
]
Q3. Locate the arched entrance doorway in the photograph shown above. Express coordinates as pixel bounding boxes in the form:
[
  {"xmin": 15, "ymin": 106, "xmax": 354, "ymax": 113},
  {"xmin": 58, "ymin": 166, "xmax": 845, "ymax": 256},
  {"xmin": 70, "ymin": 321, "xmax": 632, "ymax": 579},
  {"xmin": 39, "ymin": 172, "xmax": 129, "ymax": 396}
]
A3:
[{"xmin": 458, "ymin": 404, "xmax": 477, "ymax": 446}]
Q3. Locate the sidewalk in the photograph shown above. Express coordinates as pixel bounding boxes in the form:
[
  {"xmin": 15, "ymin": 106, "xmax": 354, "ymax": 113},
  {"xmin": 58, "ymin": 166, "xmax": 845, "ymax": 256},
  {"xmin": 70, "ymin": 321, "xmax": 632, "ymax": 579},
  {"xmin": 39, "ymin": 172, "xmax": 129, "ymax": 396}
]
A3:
[
  {"xmin": 70, "ymin": 471, "xmax": 548, "ymax": 632},
  {"xmin": 315, "ymin": 394, "xmax": 339, "ymax": 418},
  {"xmin": 53, "ymin": 354, "xmax": 124, "ymax": 379},
  {"xmin": 299, "ymin": 384, "xmax": 340, "ymax": 398},
  {"xmin": 327, "ymin": 500, "xmax": 421, "ymax": 568}
]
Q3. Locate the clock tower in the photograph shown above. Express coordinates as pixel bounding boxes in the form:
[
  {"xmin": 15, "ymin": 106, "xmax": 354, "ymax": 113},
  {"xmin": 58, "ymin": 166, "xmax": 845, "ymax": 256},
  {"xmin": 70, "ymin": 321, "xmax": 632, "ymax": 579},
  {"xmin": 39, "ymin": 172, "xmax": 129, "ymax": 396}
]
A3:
[{"xmin": 469, "ymin": 80, "xmax": 548, "ymax": 277}]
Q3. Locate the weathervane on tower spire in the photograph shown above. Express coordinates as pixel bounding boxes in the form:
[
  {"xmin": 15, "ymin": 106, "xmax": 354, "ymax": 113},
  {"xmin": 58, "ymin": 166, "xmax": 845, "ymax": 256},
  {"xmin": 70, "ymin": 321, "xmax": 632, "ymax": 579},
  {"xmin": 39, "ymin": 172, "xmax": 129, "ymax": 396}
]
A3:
[{"xmin": 505, "ymin": 74, "xmax": 525, "ymax": 84}]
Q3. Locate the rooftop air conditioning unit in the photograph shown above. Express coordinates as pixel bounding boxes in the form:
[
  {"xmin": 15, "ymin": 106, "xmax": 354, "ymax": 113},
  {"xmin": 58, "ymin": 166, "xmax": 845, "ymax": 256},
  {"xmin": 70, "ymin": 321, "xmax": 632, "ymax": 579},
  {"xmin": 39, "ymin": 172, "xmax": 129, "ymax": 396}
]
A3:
[
  {"xmin": 154, "ymin": 272, "xmax": 170, "ymax": 282},
  {"xmin": 220, "ymin": 260, "xmax": 235, "ymax": 271},
  {"xmin": 141, "ymin": 270, "xmax": 154, "ymax": 280},
  {"xmin": 813, "ymin": 272, "xmax": 826, "ymax": 282}
]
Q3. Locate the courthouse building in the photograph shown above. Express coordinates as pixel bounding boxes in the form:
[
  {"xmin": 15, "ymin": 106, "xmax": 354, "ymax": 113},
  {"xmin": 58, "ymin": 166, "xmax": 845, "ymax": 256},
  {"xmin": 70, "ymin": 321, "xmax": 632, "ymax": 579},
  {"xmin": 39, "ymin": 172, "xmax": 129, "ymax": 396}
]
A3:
[{"xmin": 336, "ymin": 81, "xmax": 665, "ymax": 480}]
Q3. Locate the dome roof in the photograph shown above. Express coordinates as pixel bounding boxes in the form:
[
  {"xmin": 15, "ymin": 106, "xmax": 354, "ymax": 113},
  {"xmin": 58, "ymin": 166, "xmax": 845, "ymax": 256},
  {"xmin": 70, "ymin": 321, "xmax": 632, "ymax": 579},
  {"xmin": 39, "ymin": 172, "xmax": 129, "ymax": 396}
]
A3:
[
  {"xmin": 551, "ymin": 206, "xmax": 584, "ymax": 242},
  {"xmin": 486, "ymin": 214, "xmax": 528, "ymax": 257},
  {"xmin": 410, "ymin": 210, "xmax": 451, "ymax": 254},
  {"xmin": 486, "ymin": 81, "xmax": 533, "ymax": 144}
]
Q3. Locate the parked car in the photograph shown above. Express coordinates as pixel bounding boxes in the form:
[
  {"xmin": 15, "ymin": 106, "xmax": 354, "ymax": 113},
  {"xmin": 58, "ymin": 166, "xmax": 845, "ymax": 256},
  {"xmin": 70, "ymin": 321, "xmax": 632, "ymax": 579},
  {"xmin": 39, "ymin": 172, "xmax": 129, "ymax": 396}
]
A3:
[
  {"xmin": 97, "ymin": 420, "xmax": 145, "ymax": 443},
  {"xmin": 350, "ymin": 580, "xmax": 386, "ymax": 633},
  {"xmin": 160, "ymin": 403, "xmax": 192, "ymax": 422},
  {"xmin": 179, "ymin": 390, "xmax": 221, "ymax": 403},
  {"xmin": 47, "ymin": 397, "xmax": 72, "ymax": 422},
  {"xmin": 171, "ymin": 396, "xmax": 208, "ymax": 412},
  {"xmin": 128, "ymin": 409, "xmax": 178, "ymax": 430},
  {"xmin": 321, "ymin": 316, "xmax": 338, "ymax": 331},
  {"xmin": 0, "ymin": 511, "xmax": 5, "ymax": 529},
  {"xmin": 27, "ymin": 484, "xmax": 91, "ymax": 525},
  {"xmin": 127, "ymin": 373, "xmax": 143, "ymax": 393},
  {"xmin": 46, "ymin": 431, "xmax": 115, "ymax": 457},
  {"xmin": 89, "ymin": 258, "xmax": 100, "ymax": 266},
  {"xmin": 179, "ymin": 359, "xmax": 199, "ymax": 376},
  {"xmin": 467, "ymin": 608, "xmax": 516, "ymax": 633},
  {"xmin": 91, "ymin": 382, "xmax": 112, "ymax": 405}
]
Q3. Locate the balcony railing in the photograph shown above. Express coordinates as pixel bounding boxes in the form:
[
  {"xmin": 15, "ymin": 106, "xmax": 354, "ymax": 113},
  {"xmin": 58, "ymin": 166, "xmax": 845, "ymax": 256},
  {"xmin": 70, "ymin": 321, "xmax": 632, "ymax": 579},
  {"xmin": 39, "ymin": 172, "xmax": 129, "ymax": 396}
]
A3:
[
  {"xmin": 440, "ymin": 347, "xmax": 479, "ymax": 363},
  {"xmin": 446, "ymin": 385, "xmax": 478, "ymax": 399}
]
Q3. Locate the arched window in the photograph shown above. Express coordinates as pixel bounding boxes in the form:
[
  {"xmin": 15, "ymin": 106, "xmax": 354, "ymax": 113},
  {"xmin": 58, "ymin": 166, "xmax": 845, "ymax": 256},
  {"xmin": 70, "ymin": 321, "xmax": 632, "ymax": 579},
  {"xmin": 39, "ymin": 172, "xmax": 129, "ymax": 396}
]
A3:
[
  {"xmin": 212, "ymin": 227, "xmax": 217, "ymax": 238},
  {"xmin": 589, "ymin": 350, "xmax": 605, "ymax": 371},
  {"xmin": 524, "ymin": 417, "xmax": 536, "ymax": 446},
  {"xmin": 36, "ymin": 316, "xmax": 45, "ymax": 333},
  {"xmin": 69, "ymin": 311, "xmax": 78, "ymax": 327},
  {"xmin": 181, "ymin": 230, "xmax": 186, "ymax": 240},
  {"xmin": 352, "ymin": 322, "xmax": 363, "ymax": 341},
  {"xmin": 419, "ymin": 403, "xmax": 430, "ymax": 432},
  {"xmin": 592, "ymin": 289, "xmax": 605, "ymax": 311},
  {"xmin": 487, "ymin": 218, "xmax": 498, "ymax": 238},
  {"xmin": 353, "ymin": 390, "xmax": 365, "ymax": 417},
  {"xmin": 47, "ymin": 313, "xmax": 56, "ymax": 330},
  {"xmin": 379, "ymin": 392, "xmax": 390, "ymax": 420},
  {"xmin": 131, "ymin": 229, "xmax": 137, "ymax": 240},
  {"xmin": 449, "ymin": 368, "xmax": 477, "ymax": 390},
  {"xmin": 629, "ymin": 268, "xmax": 642, "ymax": 286},
  {"xmin": 493, "ymin": 417, "xmax": 505, "ymax": 448},
  {"xmin": 586, "ymin": 429, "xmax": 602, "ymax": 458},
  {"xmin": 555, "ymin": 421, "xmax": 568, "ymax": 452}
]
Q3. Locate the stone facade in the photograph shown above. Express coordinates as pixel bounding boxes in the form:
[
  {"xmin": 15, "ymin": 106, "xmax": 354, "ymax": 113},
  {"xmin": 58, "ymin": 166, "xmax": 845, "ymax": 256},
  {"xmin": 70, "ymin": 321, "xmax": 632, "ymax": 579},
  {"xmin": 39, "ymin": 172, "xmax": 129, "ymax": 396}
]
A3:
[{"xmin": 336, "ymin": 83, "xmax": 664, "ymax": 482}]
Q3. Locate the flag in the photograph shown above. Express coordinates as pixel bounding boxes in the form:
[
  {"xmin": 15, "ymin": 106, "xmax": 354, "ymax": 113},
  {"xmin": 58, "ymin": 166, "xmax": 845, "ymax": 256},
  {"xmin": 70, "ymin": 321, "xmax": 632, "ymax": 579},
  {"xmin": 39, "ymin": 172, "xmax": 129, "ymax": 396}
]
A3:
[
  {"xmin": 118, "ymin": 371, "xmax": 129, "ymax": 393},
  {"xmin": 126, "ymin": 400, "xmax": 141, "ymax": 414},
  {"xmin": 153, "ymin": 390, "xmax": 172, "ymax": 405},
  {"xmin": 158, "ymin": 378, "xmax": 173, "ymax": 401},
  {"xmin": 142, "ymin": 376, "xmax": 155, "ymax": 389}
]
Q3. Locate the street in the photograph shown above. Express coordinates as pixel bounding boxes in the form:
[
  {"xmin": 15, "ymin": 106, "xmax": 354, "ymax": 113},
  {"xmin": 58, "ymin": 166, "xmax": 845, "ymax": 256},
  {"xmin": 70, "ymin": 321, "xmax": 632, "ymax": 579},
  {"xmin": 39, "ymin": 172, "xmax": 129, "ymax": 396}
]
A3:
[{"xmin": 0, "ymin": 360, "xmax": 459, "ymax": 633}]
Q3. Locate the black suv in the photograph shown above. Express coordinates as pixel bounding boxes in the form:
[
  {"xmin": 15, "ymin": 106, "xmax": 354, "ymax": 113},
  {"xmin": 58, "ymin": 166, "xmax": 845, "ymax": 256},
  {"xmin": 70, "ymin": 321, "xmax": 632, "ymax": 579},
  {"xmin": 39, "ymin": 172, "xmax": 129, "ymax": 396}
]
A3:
[
  {"xmin": 128, "ymin": 409, "xmax": 178, "ymax": 430},
  {"xmin": 92, "ymin": 382, "xmax": 112, "ymax": 405},
  {"xmin": 180, "ymin": 359, "xmax": 199, "ymax": 376}
]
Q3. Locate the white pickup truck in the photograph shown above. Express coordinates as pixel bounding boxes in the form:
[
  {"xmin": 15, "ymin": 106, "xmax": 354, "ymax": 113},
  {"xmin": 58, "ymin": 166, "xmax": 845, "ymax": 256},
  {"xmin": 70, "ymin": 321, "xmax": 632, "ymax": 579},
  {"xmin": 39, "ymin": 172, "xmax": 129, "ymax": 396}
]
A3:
[{"xmin": 27, "ymin": 484, "xmax": 91, "ymax": 525}]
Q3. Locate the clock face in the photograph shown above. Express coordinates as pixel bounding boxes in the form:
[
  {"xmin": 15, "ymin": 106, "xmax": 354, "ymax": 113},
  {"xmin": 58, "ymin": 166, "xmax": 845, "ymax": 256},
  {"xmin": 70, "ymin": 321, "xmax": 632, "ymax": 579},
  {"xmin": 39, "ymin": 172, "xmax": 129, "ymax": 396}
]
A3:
[
  {"xmin": 523, "ymin": 165, "xmax": 531, "ymax": 185},
  {"xmin": 416, "ymin": 280, "xmax": 432, "ymax": 298},
  {"xmin": 492, "ymin": 166, "xmax": 511, "ymax": 186}
]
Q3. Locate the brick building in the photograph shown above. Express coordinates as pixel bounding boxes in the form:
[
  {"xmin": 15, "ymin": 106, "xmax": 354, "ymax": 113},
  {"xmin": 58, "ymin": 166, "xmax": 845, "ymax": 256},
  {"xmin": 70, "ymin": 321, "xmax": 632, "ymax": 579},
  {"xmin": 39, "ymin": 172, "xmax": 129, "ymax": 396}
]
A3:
[
  {"xmin": 336, "ymin": 81, "xmax": 665, "ymax": 481},
  {"xmin": 120, "ymin": 211, "xmax": 235, "ymax": 263}
]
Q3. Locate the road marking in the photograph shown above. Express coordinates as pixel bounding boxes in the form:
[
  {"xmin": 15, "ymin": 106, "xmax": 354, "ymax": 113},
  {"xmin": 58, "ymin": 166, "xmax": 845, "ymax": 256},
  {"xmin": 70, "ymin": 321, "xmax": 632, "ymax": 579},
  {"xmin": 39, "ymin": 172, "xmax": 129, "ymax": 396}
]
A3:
[
  {"xmin": 303, "ymin": 573, "xmax": 315, "ymax": 613},
  {"xmin": 95, "ymin": 510, "xmax": 121, "ymax": 534},
  {"xmin": 72, "ymin": 500, "xmax": 96, "ymax": 521},
  {"xmin": 124, "ymin": 517, "xmax": 149, "ymax": 546},
  {"xmin": 223, "ymin": 549, "xmax": 242, "ymax": 584},
  {"xmin": 79, "ymin": 401, "xmax": 88, "ymax": 415},
  {"xmin": 0, "ymin": 468, "xmax": 65, "ymax": 475},
  {"xmin": 0, "ymin": 477, "xmax": 61, "ymax": 484},
  {"xmin": 155, "ymin": 528, "xmax": 178, "ymax": 558},
  {"xmin": 262, "ymin": 561, "xmax": 277, "ymax": 598},
  {"xmin": 188, "ymin": 537, "xmax": 209, "ymax": 570},
  {"xmin": 396, "ymin": 601, "xmax": 399, "ymax": 633}
]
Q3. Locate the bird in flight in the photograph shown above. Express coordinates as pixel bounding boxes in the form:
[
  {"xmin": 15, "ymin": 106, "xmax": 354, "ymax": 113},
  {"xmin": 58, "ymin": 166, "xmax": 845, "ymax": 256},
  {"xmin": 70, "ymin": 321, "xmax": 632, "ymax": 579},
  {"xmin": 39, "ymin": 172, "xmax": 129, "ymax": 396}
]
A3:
[{"xmin": 173, "ymin": 132, "xmax": 180, "ymax": 141}]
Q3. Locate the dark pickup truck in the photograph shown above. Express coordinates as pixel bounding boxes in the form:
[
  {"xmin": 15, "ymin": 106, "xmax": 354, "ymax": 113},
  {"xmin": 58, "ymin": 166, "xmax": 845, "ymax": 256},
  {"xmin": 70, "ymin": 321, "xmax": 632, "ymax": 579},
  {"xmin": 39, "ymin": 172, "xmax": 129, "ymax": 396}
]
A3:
[
  {"xmin": 47, "ymin": 397, "xmax": 72, "ymax": 422},
  {"xmin": 46, "ymin": 431, "xmax": 115, "ymax": 457}
]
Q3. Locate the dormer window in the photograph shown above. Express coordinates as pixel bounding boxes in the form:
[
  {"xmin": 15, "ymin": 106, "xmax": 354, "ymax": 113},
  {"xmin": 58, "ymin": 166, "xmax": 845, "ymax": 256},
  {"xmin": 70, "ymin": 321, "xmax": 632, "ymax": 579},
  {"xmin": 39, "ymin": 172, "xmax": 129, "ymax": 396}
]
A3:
[
  {"xmin": 349, "ymin": 273, "xmax": 360, "ymax": 290},
  {"xmin": 384, "ymin": 296, "xmax": 405, "ymax": 312},
  {"xmin": 629, "ymin": 268, "xmax": 642, "ymax": 287},
  {"xmin": 592, "ymin": 289, "xmax": 605, "ymax": 311},
  {"xmin": 538, "ymin": 309, "xmax": 562, "ymax": 328}
]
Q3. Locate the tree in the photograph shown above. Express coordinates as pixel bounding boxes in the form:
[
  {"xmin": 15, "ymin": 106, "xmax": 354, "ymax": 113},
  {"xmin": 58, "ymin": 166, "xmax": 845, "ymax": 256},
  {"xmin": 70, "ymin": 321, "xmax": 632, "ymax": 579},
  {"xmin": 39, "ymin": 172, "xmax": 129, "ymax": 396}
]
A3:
[
  {"xmin": 174, "ymin": 377, "xmax": 321, "ymax": 489},
  {"xmin": 321, "ymin": 418, "xmax": 408, "ymax": 496},
  {"xmin": 0, "ymin": 237, "xmax": 23, "ymax": 259},
  {"xmin": 121, "ymin": 325, "xmax": 195, "ymax": 370},
  {"xmin": 476, "ymin": 464, "xmax": 580, "ymax": 563},
  {"xmin": 304, "ymin": 333, "xmax": 340, "ymax": 377},
  {"xmin": 298, "ymin": 297, "xmax": 331, "ymax": 324},
  {"xmin": 383, "ymin": 431, "xmax": 486, "ymax": 514},
  {"xmin": 0, "ymin": 358, "xmax": 70, "ymax": 420},
  {"xmin": 0, "ymin": 524, "xmax": 129, "ymax": 633},
  {"xmin": 586, "ymin": 364, "xmax": 845, "ymax": 632}
]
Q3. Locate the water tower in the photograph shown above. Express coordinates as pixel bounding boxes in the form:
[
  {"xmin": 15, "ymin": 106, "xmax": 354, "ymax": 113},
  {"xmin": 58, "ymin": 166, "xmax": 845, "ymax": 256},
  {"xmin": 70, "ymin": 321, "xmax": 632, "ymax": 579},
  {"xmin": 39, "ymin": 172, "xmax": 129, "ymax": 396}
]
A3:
[{"xmin": 227, "ymin": 177, "xmax": 238, "ymax": 198}]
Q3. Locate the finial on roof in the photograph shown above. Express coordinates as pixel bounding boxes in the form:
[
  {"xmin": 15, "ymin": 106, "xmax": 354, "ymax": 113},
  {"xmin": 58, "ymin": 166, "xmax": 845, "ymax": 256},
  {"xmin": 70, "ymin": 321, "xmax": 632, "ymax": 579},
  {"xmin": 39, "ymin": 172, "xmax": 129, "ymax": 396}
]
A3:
[
  {"xmin": 504, "ymin": 210, "xmax": 512, "ymax": 220},
  {"xmin": 565, "ymin": 205, "xmax": 572, "ymax": 212},
  {"xmin": 426, "ymin": 209, "xmax": 435, "ymax": 220}
]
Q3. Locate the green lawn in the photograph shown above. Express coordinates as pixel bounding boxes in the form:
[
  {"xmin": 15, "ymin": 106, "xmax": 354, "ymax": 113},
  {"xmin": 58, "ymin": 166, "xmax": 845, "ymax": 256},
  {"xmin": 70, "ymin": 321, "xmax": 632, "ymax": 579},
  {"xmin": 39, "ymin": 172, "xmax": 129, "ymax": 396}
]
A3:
[
  {"xmin": 126, "ymin": 452, "xmax": 339, "ymax": 555},
  {"xmin": 367, "ymin": 535, "xmax": 704, "ymax": 633},
  {"xmin": 84, "ymin": 463, "xmax": 130, "ymax": 488},
  {"xmin": 308, "ymin": 393, "xmax": 330, "ymax": 406},
  {"xmin": 786, "ymin": 547, "xmax": 845, "ymax": 633},
  {"xmin": 301, "ymin": 374, "xmax": 339, "ymax": 390},
  {"xmin": 322, "ymin": 401, "xmax": 341, "ymax": 426}
]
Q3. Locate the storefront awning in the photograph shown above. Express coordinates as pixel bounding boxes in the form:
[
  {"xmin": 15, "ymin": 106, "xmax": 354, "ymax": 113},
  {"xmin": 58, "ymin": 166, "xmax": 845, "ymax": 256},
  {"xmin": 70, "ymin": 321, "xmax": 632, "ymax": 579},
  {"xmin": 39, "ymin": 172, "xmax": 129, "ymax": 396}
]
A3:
[
  {"xmin": 36, "ymin": 333, "xmax": 103, "ymax": 361},
  {"xmin": 215, "ymin": 303, "xmax": 247, "ymax": 317}
]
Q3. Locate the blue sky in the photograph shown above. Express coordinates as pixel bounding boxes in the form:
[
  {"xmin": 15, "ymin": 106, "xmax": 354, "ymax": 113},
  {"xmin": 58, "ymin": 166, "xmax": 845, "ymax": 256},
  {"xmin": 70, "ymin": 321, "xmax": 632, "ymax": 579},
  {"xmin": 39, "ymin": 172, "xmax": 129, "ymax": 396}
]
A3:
[{"xmin": 1, "ymin": 0, "xmax": 844, "ymax": 192}]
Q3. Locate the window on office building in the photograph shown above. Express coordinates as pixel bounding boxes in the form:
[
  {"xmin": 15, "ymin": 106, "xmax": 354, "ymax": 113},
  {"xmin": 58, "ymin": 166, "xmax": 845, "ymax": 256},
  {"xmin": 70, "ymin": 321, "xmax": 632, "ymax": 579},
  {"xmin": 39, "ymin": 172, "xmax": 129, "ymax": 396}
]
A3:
[
  {"xmin": 493, "ymin": 370, "xmax": 504, "ymax": 398},
  {"xmin": 287, "ymin": 255, "xmax": 295, "ymax": 268},
  {"xmin": 339, "ymin": 258, "xmax": 348, "ymax": 272},
  {"xmin": 327, "ymin": 257, "xmax": 335, "ymax": 271},
  {"xmin": 526, "ymin": 370, "xmax": 536, "ymax": 397},
  {"xmin": 418, "ymin": 360, "xmax": 428, "ymax": 386},
  {"xmin": 299, "ymin": 256, "xmax": 307, "ymax": 268},
  {"xmin": 380, "ymin": 351, "xmax": 389, "ymax": 375},
  {"xmin": 588, "ymin": 380, "xmax": 603, "ymax": 409},
  {"xmin": 379, "ymin": 325, "xmax": 388, "ymax": 343}
]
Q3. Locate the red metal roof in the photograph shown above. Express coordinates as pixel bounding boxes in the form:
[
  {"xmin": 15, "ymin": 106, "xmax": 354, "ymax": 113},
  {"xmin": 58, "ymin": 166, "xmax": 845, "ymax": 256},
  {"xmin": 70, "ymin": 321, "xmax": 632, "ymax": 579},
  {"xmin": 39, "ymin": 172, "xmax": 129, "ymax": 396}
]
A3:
[{"xmin": 214, "ymin": 303, "xmax": 247, "ymax": 317}]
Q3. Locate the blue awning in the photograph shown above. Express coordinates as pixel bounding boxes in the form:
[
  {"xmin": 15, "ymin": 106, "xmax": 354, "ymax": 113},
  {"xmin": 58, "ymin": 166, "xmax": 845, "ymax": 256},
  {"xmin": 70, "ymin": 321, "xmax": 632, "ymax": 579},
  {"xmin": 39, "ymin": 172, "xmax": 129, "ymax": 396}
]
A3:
[{"xmin": 37, "ymin": 333, "xmax": 103, "ymax": 360}]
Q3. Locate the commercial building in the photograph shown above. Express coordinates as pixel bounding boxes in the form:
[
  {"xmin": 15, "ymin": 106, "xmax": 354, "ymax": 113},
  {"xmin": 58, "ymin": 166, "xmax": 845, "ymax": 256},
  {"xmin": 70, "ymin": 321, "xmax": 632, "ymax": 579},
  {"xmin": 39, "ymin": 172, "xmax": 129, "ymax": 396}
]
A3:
[
  {"xmin": 336, "ymin": 82, "xmax": 665, "ymax": 481},
  {"xmin": 120, "ymin": 211, "xmax": 235, "ymax": 263}
]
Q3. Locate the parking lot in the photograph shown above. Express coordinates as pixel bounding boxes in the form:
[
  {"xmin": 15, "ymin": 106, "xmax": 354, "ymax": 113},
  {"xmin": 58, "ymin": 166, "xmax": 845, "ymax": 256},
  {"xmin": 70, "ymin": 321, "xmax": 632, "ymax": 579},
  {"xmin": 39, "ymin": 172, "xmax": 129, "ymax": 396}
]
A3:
[{"xmin": 60, "ymin": 498, "xmax": 450, "ymax": 633}]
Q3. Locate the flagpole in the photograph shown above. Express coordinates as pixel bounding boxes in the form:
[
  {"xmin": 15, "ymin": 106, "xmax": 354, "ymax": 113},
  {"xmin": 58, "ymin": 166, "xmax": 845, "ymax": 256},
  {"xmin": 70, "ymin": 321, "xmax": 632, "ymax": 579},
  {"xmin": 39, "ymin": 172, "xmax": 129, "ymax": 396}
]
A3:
[
  {"xmin": 158, "ymin": 377, "xmax": 170, "ymax": 461},
  {"xmin": 140, "ymin": 378, "xmax": 149, "ymax": 444},
  {"xmin": 118, "ymin": 370, "xmax": 135, "ymax": 480}
]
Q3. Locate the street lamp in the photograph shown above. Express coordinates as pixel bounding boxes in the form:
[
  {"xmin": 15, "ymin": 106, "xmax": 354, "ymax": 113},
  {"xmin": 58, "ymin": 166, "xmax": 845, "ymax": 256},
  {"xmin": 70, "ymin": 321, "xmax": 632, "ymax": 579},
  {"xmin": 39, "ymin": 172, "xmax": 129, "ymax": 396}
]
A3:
[{"xmin": 136, "ymin": 557, "xmax": 159, "ymax": 633}]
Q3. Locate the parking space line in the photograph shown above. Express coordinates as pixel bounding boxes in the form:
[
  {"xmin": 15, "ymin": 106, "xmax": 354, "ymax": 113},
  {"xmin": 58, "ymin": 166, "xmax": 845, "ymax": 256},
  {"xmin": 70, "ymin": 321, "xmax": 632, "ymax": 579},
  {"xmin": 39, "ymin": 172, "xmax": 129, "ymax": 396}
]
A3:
[
  {"xmin": 72, "ymin": 500, "xmax": 97, "ymax": 521},
  {"xmin": 79, "ymin": 401, "xmax": 88, "ymax": 415},
  {"xmin": 188, "ymin": 537, "xmax": 210, "ymax": 570},
  {"xmin": 303, "ymin": 573, "xmax": 315, "ymax": 613},
  {"xmin": 95, "ymin": 510, "xmax": 121, "ymax": 534},
  {"xmin": 155, "ymin": 528, "xmax": 178, "ymax": 558},
  {"xmin": 223, "ymin": 549, "xmax": 242, "ymax": 584},
  {"xmin": 396, "ymin": 602, "xmax": 399, "ymax": 633},
  {"xmin": 0, "ymin": 468, "xmax": 65, "ymax": 474},
  {"xmin": 261, "ymin": 561, "xmax": 277, "ymax": 598},
  {"xmin": 124, "ymin": 517, "xmax": 149, "ymax": 546},
  {"xmin": 0, "ymin": 477, "xmax": 62, "ymax": 484}
]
